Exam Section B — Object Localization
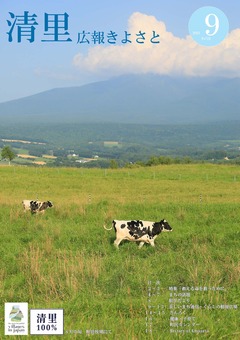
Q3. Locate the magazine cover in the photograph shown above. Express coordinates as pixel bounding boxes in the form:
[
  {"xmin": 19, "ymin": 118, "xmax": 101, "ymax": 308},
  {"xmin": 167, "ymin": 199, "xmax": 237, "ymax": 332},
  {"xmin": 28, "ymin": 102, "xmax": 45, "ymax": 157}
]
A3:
[{"xmin": 0, "ymin": 1, "xmax": 239, "ymax": 338}]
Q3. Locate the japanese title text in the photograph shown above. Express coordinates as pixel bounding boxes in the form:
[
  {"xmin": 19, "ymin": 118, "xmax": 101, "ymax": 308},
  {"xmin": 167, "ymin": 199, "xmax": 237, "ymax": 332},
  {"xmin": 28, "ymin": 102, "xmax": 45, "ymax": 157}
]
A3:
[{"xmin": 5, "ymin": 11, "xmax": 160, "ymax": 44}]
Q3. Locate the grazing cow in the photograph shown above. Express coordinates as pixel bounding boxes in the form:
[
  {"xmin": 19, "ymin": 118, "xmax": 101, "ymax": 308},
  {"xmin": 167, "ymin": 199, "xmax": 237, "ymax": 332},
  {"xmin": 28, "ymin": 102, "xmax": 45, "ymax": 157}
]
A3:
[
  {"xmin": 104, "ymin": 219, "xmax": 173, "ymax": 248},
  {"xmin": 22, "ymin": 200, "xmax": 53, "ymax": 214}
]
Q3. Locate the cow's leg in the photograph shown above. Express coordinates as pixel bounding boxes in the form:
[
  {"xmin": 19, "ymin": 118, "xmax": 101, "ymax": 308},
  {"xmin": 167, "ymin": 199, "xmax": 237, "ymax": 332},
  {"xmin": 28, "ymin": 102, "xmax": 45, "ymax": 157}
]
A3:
[
  {"xmin": 138, "ymin": 242, "xmax": 145, "ymax": 249},
  {"xmin": 114, "ymin": 238, "xmax": 122, "ymax": 248}
]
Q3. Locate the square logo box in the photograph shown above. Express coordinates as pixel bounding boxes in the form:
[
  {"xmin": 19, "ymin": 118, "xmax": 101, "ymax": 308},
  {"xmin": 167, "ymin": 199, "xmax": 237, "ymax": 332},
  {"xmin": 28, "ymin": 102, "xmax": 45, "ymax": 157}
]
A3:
[
  {"xmin": 5, "ymin": 303, "xmax": 28, "ymax": 336},
  {"xmin": 30, "ymin": 309, "xmax": 64, "ymax": 335}
]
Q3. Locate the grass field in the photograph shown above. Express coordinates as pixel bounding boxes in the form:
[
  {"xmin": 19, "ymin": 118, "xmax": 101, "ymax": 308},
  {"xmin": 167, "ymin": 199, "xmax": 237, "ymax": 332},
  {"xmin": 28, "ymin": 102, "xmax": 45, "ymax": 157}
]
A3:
[{"xmin": 0, "ymin": 164, "xmax": 239, "ymax": 339}]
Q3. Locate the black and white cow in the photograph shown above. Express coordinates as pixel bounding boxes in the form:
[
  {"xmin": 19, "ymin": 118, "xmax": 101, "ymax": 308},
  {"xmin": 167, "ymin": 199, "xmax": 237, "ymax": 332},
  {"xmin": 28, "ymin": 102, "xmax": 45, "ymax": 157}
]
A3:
[
  {"xmin": 22, "ymin": 200, "xmax": 53, "ymax": 214},
  {"xmin": 104, "ymin": 219, "xmax": 172, "ymax": 248}
]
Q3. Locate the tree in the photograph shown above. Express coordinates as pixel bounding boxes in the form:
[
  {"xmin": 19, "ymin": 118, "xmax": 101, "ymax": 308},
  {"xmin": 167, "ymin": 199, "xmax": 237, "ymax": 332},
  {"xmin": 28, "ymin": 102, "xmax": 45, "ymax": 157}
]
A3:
[
  {"xmin": 1, "ymin": 146, "xmax": 16, "ymax": 165},
  {"xmin": 110, "ymin": 159, "xmax": 118, "ymax": 169}
]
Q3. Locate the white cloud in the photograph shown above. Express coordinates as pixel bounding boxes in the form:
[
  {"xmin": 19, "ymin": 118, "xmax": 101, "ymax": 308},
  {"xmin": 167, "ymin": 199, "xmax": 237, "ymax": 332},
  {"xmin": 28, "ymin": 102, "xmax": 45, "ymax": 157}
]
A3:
[{"xmin": 73, "ymin": 12, "xmax": 240, "ymax": 78}]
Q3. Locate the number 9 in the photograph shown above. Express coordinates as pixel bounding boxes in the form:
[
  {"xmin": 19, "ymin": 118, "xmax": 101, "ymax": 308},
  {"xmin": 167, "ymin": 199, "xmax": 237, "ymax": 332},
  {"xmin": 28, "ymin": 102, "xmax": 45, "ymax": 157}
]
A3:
[{"xmin": 205, "ymin": 13, "xmax": 219, "ymax": 36}]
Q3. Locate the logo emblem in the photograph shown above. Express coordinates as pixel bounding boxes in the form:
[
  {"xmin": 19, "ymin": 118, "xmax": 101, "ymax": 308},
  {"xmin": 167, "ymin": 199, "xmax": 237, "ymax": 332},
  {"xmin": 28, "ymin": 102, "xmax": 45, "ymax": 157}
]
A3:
[
  {"xmin": 188, "ymin": 7, "xmax": 229, "ymax": 46},
  {"xmin": 5, "ymin": 303, "xmax": 28, "ymax": 335}
]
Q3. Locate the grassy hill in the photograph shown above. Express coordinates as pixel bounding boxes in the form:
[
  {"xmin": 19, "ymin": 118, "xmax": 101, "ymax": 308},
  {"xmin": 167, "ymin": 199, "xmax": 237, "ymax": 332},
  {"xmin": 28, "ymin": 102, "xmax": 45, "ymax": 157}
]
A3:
[
  {"xmin": 1, "ymin": 121, "xmax": 240, "ymax": 166},
  {"xmin": 0, "ymin": 164, "xmax": 239, "ymax": 339}
]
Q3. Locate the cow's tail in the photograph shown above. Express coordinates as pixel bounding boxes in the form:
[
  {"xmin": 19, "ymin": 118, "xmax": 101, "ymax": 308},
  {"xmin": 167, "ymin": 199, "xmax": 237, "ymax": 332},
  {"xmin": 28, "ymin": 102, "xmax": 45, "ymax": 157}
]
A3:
[{"xmin": 103, "ymin": 224, "xmax": 112, "ymax": 231}]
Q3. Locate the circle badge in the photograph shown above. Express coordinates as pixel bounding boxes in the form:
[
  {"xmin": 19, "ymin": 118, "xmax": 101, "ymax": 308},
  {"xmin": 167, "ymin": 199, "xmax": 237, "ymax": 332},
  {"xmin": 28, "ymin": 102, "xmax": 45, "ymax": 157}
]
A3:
[{"xmin": 188, "ymin": 6, "xmax": 229, "ymax": 46}]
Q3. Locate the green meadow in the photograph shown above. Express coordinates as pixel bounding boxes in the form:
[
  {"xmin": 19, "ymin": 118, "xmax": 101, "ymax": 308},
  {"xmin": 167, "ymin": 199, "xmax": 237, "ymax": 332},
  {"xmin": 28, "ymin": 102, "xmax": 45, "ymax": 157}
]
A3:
[{"xmin": 0, "ymin": 164, "xmax": 239, "ymax": 339}]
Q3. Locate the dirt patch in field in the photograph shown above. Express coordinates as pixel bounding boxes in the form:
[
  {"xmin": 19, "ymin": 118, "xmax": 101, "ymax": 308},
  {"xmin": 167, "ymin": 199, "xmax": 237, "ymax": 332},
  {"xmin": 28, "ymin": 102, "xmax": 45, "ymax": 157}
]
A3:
[
  {"xmin": 17, "ymin": 154, "xmax": 37, "ymax": 159},
  {"xmin": 32, "ymin": 161, "xmax": 46, "ymax": 165}
]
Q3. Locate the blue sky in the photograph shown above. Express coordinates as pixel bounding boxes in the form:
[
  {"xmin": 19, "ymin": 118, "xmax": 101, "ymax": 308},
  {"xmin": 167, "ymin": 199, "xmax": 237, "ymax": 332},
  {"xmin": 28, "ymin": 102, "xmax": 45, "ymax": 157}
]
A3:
[{"xmin": 0, "ymin": 1, "xmax": 240, "ymax": 103}]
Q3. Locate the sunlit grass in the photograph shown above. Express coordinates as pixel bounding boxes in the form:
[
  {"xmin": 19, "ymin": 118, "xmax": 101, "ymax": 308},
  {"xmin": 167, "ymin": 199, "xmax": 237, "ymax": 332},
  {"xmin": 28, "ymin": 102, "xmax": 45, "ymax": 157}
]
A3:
[{"xmin": 0, "ymin": 164, "xmax": 239, "ymax": 339}]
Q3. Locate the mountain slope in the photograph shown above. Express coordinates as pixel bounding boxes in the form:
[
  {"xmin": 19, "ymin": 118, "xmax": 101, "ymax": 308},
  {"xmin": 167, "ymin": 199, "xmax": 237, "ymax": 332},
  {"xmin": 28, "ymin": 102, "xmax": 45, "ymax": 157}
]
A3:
[{"xmin": 0, "ymin": 74, "xmax": 239, "ymax": 124}]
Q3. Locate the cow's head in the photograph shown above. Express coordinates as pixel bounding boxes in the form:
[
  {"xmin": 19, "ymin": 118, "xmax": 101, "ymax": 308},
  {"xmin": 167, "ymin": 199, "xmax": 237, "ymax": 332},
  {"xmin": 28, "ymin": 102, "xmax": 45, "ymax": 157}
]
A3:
[
  {"xmin": 47, "ymin": 201, "xmax": 53, "ymax": 208},
  {"xmin": 160, "ymin": 219, "xmax": 173, "ymax": 231}
]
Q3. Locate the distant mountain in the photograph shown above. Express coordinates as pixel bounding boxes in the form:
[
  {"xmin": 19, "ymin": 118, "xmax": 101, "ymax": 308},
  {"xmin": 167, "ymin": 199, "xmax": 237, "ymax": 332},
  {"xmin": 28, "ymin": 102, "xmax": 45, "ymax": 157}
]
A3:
[{"xmin": 0, "ymin": 74, "xmax": 239, "ymax": 124}]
